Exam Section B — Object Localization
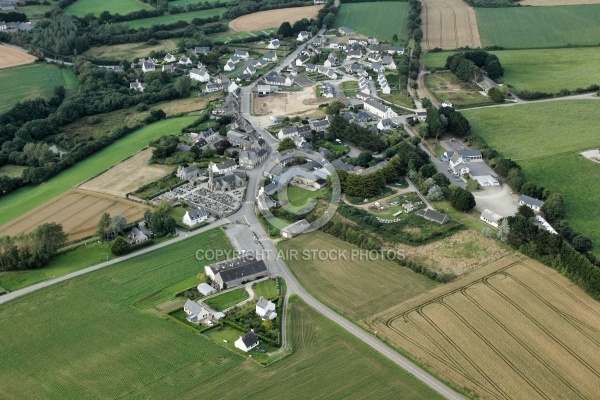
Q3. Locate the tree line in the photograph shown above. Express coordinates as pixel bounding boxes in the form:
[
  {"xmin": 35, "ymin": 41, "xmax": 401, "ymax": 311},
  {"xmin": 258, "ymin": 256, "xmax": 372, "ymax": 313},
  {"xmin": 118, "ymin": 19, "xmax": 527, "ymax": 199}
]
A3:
[
  {"xmin": 0, "ymin": 223, "xmax": 67, "ymax": 271},
  {"xmin": 445, "ymin": 49, "xmax": 504, "ymax": 82}
]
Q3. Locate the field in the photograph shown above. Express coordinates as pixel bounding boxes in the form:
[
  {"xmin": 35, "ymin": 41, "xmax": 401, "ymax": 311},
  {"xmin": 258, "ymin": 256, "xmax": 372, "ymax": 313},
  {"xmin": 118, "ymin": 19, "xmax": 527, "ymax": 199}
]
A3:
[
  {"xmin": 168, "ymin": 0, "xmax": 222, "ymax": 8},
  {"xmin": 0, "ymin": 165, "xmax": 26, "ymax": 178},
  {"xmin": 285, "ymin": 186, "xmax": 328, "ymax": 208},
  {"xmin": 204, "ymin": 289, "xmax": 249, "ymax": 311},
  {"xmin": 84, "ymin": 39, "xmax": 178, "ymax": 60},
  {"xmin": 421, "ymin": 0, "xmax": 481, "ymax": 50},
  {"xmin": 15, "ymin": 3, "xmax": 55, "ymax": 19},
  {"xmin": 0, "ymin": 189, "xmax": 149, "ymax": 241},
  {"xmin": 424, "ymin": 72, "xmax": 492, "ymax": 107},
  {"xmin": 334, "ymin": 2, "xmax": 409, "ymax": 42},
  {"xmin": 0, "ymin": 64, "xmax": 77, "ymax": 114},
  {"xmin": 522, "ymin": 0, "xmax": 600, "ymax": 4},
  {"xmin": 253, "ymin": 278, "xmax": 278, "ymax": 299},
  {"xmin": 279, "ymin": 231, "xmax": 439, "ymax": 321},
  {"xmin": 0, "ymin": 45, "xmax": 37, "ymax": 69},
  {"xmin": 121, "ymin": 8, "xmax": 226, "ymax": 29},
  {"xmin": 229, "ymin": 5, "xmax": 323, "ymax": 32},
  {"xmin": 65, "ymin": 0, "xmax": 153, "ymax": 16},
  {"xmin": 79, "ymin": 148, "xmax": 174, "ymax": 197},
  {"xmin": 0, "ymin": 117, "xmax": 197, "ymax": 228},
  {"xmin": 370, "ymin": 254, "xmax": 600, "ymax": 399},
  {"xmin": 0, "ymin": 228, "xmax": 443, "ymax": 399},
  {"xmin": 463, "ymin": 100, "xmax": 600, "ymax": 255},
  {"xmin": 476, "ymin": 5, "xmax": 600, "ymax": 48},
  {"xmin": 209, "ymin": 28, "xmax": 277, "ymax": 43}
]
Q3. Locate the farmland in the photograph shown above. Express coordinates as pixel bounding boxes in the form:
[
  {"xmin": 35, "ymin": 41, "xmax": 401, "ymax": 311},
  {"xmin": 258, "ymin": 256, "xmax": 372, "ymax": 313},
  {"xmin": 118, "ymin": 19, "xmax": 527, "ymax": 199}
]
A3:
[
  {"xmin": 424, "ymin": 72, "xmax": 492, "ymax": 107},
  {"xmin": 370, "ymin": 254, "xmax": 600, "ymax": 399},
  {"xmin": 279, "ymin": 231, "xmax": 438, "ymax": 321},
  {"xmin": 0, "ymin": 64, "xmax": 77, "ymax": 114},
  {"xmin": 120, "ymin": 8, "xmax": 226, "ymax": 29},
  {"xmin": 463, "ymin": 100, "xmax": 600, "ymax": 255},
  {"xmin": 421, "ymin": 0, "xmax": 481, "ymax": 50},
  {"xmin": 0, "ymin": 45, "xmax": 36, "ymax": 69},
  {"xmin": 168, "ymin": 0, "xmax": 223, "ymax": 9},
  {"xmin": 65, "ymin": 0, "xmax": 153, "ymax": 17},
  {"xmin": 0, "ymin": 117, "xmax": 197, "ymax": 227},
  {"xmin": 83, "ymin": 39, "xmax": 178, "ymax": 61},
  {"xmin": 229, "ymin": 5, "xmax": 323, "ymax": 32},
  {"xmin": 79, "ymin": 148, "xmax": 174, "ymax": 197},
  {"xmin": 209, "ymin": 28, "xmax": 277, "ymax": 43},
  {"xmin": 476, "ymin": 5, "xmax": 600, "ymax": 48},
  {"xmin": 334, "ymin": 2, "xmax": 409, "ymax": 42}
]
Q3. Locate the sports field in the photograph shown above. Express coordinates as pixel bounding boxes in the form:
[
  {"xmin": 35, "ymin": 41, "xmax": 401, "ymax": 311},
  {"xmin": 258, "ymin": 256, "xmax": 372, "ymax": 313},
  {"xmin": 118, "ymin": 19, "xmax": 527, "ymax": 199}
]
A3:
[
  {"xmin": 0, "ymin": 117, "xmax": 196, "ymax": 228},
  {"xmin": 424, "ymin": 47, "xmax": 600, "ymax": 93},
  {"xmin": 370, "ymin": 254, "xmax": 600, "ymax": 399},
  {"xmin": 421, "ymin": 0, "xmax": 481, "ymax": 50},
  {"xmin": 279, "ymin": 231, "xmax": 438, "ymax": 321},
  {"xmin": 476, "ymin": 5, "xmax": 600, "ymax": 48},
  {"xmin": 0, "ymin": 64, "xmax": 77, "ymax": 114},
  {"xmin": 65, "ymin": 0, "xmax": 153, "ymax": 16},
  {"xmin": 463, "ymin": 100, "xmax": 600, "ymax": 255},
  {"xmin": 0, "ymin": 189, "xmax": 149, "ymax": 241},
  {"xmin": 121, "ymin": 8, "xmax": 226, "ymax": 29},
  {"xmin": 334, "ymin": 2, "xmax": 409, "ymax": 42},
  {"xmin": 229, "ymin": 5, "xmax": 323, "ymax": 32}
]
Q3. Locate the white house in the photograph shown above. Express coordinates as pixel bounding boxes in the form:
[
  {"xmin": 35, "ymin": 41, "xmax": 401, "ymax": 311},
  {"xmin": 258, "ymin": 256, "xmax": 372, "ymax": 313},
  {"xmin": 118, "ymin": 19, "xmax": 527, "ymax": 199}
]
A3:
[
  {"xmin": 262, "ymin": 52, "xmax": 277, "ymax": 62},
  {"xmin": 234, "ymin": 49, "xmax": 249, "ymax": 59},
  {"xmin": 441, "ymin": 101, "xmax": 454, "ymax": 108},
  {"xmin": 224, "ymin": 60, "xmax": 236, "ymax": 71},
  {"xmin": 296, "ymin": 53, "xmax": 310, "ymax": 66},
  {"xmin": 141, "ymin": 60, "xmax": 155, "ymax": 73},
  {"xmin": 212, "ymin": 159, "xmax": 238, "ymax": 174},
  {"xmin": 204, "ymin": 82, "xmax": 223, "ymax": 93},
  {"xmin": 189, "ymin": 67, "xmax": 210, "ymax": 82},
  {"xmin": 182, "ymin": 208, "xmax": 208, "ymax": 226},
  {"xmin": 382, "ymin": 56, "xmax": 397, "ymax": 70},
  {"xmin": 164, "ymin": 53, "xmax": 176, "ymax": 63},
  {"xmin": 321, "ymin": 82, "xmax": 334, "ymax": 98},
  {"xmin": 346, "ymin": 49, "xmax": 362, "ymax": 59},
  {"xmin": 129, "ymin": 79, "xmax": 146, "ymax": 92},
  {"xmin": 267, "ymin": 39, "xmax": 280, "ymax": 49},
  {"xmin": 449, "ymin": 153, "xmax": 470, "ymax": 176},
  {"xmin": 377, "ymin": 118, "xmax": 397, "ymax": 131},
  {"xmin": 0, "ymin": 21, "xmax": 6, "ymax": 30},
  {"xmin": 178, "ymin": 56, "xmax": 192, "ymax": 65},
  {"xmin": 364, "ymin": 98, "xmax": 398, "ymax": 119},
  {"xmin": 244, "ymin": 65, "xmax": 257, "ymax": 75},
  {"xmin": 480, "ymin": 209, "xmax": 502, "ymax": 228},
  {"xmin": 297, "ymin": 31, "xmax": 310, "ymax": 41},
  {"xmin": 519, "ymin": 195, "xmax": 544, "ymax": 212},
  {"xmin": 256, "ymin": 297, "xmax": 277, "ymax": 320},
  {"xmin": 183, "ymin": 300, "xmax": 210, "ymax": 324},
  {"xmin": 235, "ymin": 331, "xmax": 260, "ymax": 352},
  {"xmin": 162, "ymin": 64, "xmax": 175, "ymax": 73},
  {"xmin": 324, "ymin": 52, "xmax": 338, "ymax": 68},
  {"xmin": 415, "ymin": 110, "xmax": 427, "ymax": 122},
  {"xmin": 194, "ymin": 46, "xmax": 211, "ymax": 55},
  {"xmin": 197, "ymin": 282, "xmax": 216, "ymax": 296}
]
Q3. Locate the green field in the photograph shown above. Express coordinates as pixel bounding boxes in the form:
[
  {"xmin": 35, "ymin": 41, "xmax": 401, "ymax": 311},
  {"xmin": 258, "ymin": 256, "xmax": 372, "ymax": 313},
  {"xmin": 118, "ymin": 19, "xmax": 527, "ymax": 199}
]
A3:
[
  {"xmin": 286, "ymin": 186, "xmax": 328, "ymax": 207},
  {"xmin": 65, "ymin": 0, "xmax": 153, "ymax": 16},
  {"xmin": 476, "ymin": 5, "xmax": 600, "ymax": 48},
  {"xmin": 0, "ymin": 64, "xmax": 77, "ymax": 114},
  {"xmin": 0, "ymin": 116, "xmax": 196, "ymax": 227},
  {"xmin": 208, "ymin": 28, "xmax": 277, "ymax": 43},
  {"xmin": 253, "ymin": 278, "xmax": 278, "ymax": 299},
  {"xmin": 168, "ymin": 0, "xmax": 223, "ymax": 9},
  {"xmin": 463, "ymin": 100, "xmax": 600, "ymax": 255},
  {"xmin": 334, "ymin": 2, "xmax": 409, "ymax": 42},
  {"xmin": 279, "ymin": 231, "xmax": 438, "ymax": 320},
  {"xmin": 121, "ymin": 8, "xmax": 226, "ymax": 29},
  {"xmin": 0, "ymin": 165, "xmax": 26, "ymax": 178},
  {"xmin": 424, "ymin": 72, "xmax": 492, "ymax": 107},
  {"xmin": 15, "ymin": 3, "xmax": 55, "ymax": 19},
  {"xmin": 204, "ymin": 288, "xmax": 249, "ymax": 310},
  {"xmin": 424, "ymin": 48, "xmax": 600, "ymax": 94}
]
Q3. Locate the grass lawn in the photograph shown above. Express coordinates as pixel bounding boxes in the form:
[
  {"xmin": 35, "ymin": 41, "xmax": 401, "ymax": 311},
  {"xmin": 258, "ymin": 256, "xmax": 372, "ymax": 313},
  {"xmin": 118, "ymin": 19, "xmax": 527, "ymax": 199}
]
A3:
[
  {"xmin": 121, "ymin": 8, "xmax": 226, "ymax": 29},
  {"xmin": 335, "ymin": 2, "xmax": 409, "ymax": 42},
  {"xmin": 0, "ymin": 165, "xmax": 26, "ymax": 178},
  {"xmin": 253, "ymin": 278, "xmax": 278, "ymax": 300},
  {"xmin": 424, "ymin": 48, "xmax": 600, "ymax": 94},
  {"xmin": 476, "ymin": 5, "xmax": 600, "ymax": 48},
  {"xmin": 168, "ymin": 0, "xmax": 223, "ymax": 8},
  {"xmin": 279, "ymin": 231, "xmax": 439, "ymax": 321},
  {"xmin": 424, "ymin": 72, "xmax": 492, "ymax": 107},
  {"xmin": 285, "ymin": 186, "xmax": 329, "ymax": 208},
  {"xmin": 464, "ymin": 100, "xmax": 600, "ymax": 255},
  {"xmin": 0, "ymin": 64, "xmax": 77, "ymax": 114},
  {"xmin": 380, "ymin": 91, "xmax": 415, "ymax": 109},
  {"xmin": 204, "ymin": 288, "xmax": 249, "ymax": 311},
  {"xmin": 16, "ymin": 3, "xmax": 54, "ymax": 19},
  {"xmin": 342, "ymin": 80, "xmax": 359, "ymax": 90},
  {"xmin": 0, "ymin": 117, "xmax": 196, "ymax": 227},
  {"xmin": 65, "ymin": 0, "xmax": 153, "ymax": 16}
]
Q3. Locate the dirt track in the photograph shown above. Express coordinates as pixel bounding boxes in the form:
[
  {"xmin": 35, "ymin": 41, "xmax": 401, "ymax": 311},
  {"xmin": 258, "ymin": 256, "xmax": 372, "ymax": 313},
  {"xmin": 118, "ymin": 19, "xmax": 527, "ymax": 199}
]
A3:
[
  {"xmin": 0, "ymin": 45, "xmax": 37, "ymax": 69},
  {"xmin": 421, "ymin": 0, "xmax": 482, "ymax": 50},
  {"xmin": 229, "ymin": 5, "xmax": 323, "ymax": 32}
]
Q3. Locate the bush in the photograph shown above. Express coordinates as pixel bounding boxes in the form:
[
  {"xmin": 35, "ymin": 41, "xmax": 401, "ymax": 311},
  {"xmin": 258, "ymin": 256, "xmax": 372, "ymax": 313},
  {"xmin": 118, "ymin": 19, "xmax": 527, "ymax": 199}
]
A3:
[{"xmin": 111, "ymin": 236, "xmax": 131, "ymax": 255}]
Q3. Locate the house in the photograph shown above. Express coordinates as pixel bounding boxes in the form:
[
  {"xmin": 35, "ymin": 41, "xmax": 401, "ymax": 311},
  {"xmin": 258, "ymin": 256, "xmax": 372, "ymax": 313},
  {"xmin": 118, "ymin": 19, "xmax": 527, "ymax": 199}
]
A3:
[
  {"xmin": 382, "ymin": 55, "xmax": 397, "ymax": 70},
  {"xmin": 377, "ymin": 118, "xmax": 397, "ymax": 131},
  {"xmin": 364, "ymin": 98, "xmax": 398, "ymax": 119},
  {"xmin": 227, "ymin": 129, "xmax": 253, "ymax": 150},
  {"xmin": 176, "ymin": 165, "xmax": 203, "ymax": 181},
  {"xmin": 212, "ymin": 159, "xmax": 238, "ymax": 174},
  {"xmin": 256, "ymin": 297, "xmax": 277, "ymax": 320},
  {"xmin": 164, "ymin": 53, "xmax": 176, "ymax": 63},
  {"xmin": 178, "ymin": 56, "xmax": 192, "ymax": 65},
  {"xmin": 189, "ymin": 67, "xmax": 210, "ymax": 82},
  {"xmin": 129, "ymin": 79, "xmax": 146, "ymax": 92},
  {"xmin": 297, "ymin": 31, "xmax": 310, "ymax": 41},
  {"xmin": 321, "ymin": 82, "xmax": 334, "ymax": 98},
  {"xmin": 235, "ymin": 331, "xmax": 260, "ymax": 352},
  {"xmin": 224, "ymin": 60, "xmax": 236, "ymax": 71},
  {"xmin": 141, "ymin": 60, "xmax": 155, "ymax": 73},
  {"xmin": 326, "ymin": 69, "xmax": 338, "ymax": 80},
  {"xmin": 338, "ymin": 26, "xmax": 356, "ymax": 36},
  {"xmin": 480, "ymin": 209, "xmax": 502, "ymax": 228},
  {"xmin": 239, "ymin": 148, "xmax": 267, "ymax": 169},
  {"xmin": 296, "ymin": 53, "xmax": 310, "ymax": 66},
  {"xmin": 197, "ymin": 128, "xmax": 219, "ymax": 143},
  {"xmin": 228, "ymin": 81, "xmax": 240, "ymax": 93},
  {"xmin": 197, "ymin": 282, "xmax": 216, "ymax": 296},
  {"xmin": 127, "ymin": 227, "xmax": 150, "ymax": 244},
  {"xmin": 371, "ymin": 62, "xmax": 384, "ymax": 73},
  {"xmin": 332, "ymin": 159, "xmax": 354, "ymax": 172},
  {"xmin": 346, "ymin": 49, "xmax": 362, "ymax": 59},
  {"xmin": 204, "ymin": 82, "xmax": 223, "ymax": 93},
  {"xmin": 324, "ymin": 52, "xmax": 338, "ymax": 68},
  {"xmin": 441, "ymin": 101, "xmax": 454, "ymax": 108},
  {"xmin": 449, "ymin": 153, "xmax": 470, "ymax": 176},
  {"xmin": 205, "ymin": 256, "xmax": 268, "ymax": 290},
  {"xmin": 415, "ymin": 110, "xmax": 427, "ymax": 122},
  {"xmin": 417, "ymin": 209, "xmax": 451, "ymax": 224},
  {"xmin": 328, "ymin": 38, "xmax": 340, "ymax": 49},
  {"xmin": 309, "ymin": 117, "xmax": 330, "ymax": 133},
  {"xmin": 183, "ymin": 300, "xmax": 210, "ymax": 324},
  {"xmin": 281, "ymin": 219, "xmax": 311, "ymax": 239},
  {"xmin": 368, "ymin": 36, "xmax": 379, "ymax": 45},
  {"xmin": 267, "ymin": 39, "xmax": 280, "ymax": 49},
  {"xmin": 244, "ymin": 65, "xmax": 257, "ymax": 75},
  {"xmin": 380, "ymin": 82, "xmax": 391, "ymax": 94},
  {"xmin": 256, "ymin": 84, "xmax": 273, "ymax": 96},
  {"xmin": 162, "ymin": 64, "xmax": 175, "ymax": 73},
  {"xmin": 368, "ymin": 52, "xmax": 382, "ymax": 63},
  {"xmin": 262, "ymin": 51, "xmax": 277, "ymax": 62},
  {"xmin": 182, "ymin": 208, "xmax": 208, "ymax": 227},
  {"xmin": 519, "ymin": 195, "xmax": 544, "ymax": 212},
  {"xmin": 305, "ymin": 44, "xmax": 320, "ymax": 55},
  {"xmin": 210, "ymin": 170, "xmax": 246, "ymax": 191},
  {"xmin": 385, "ymin": 46, "xmax": 405, "ymax": 55},
  {"xmin": 234, "ymin": 49, "xmax": 249, "ymax": 60},
  {"xmin": 263, "ymin": 71, "xmax": 293, "ymax": 87},
  {"xmin": 314, "ymin": 0, "xmax": 325, "ymax": 4},
  {"xmin": 194, "ymin": 46, "xmax": 211, "ymax": 55}
]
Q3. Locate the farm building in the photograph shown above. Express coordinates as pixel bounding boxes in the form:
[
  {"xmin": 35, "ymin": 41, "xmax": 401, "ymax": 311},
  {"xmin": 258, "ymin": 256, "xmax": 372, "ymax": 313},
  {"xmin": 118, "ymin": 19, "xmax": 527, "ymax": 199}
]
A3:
[
  {"xmin": 235, "ymin": 331, "xmax": 260, "ymax": 352},
  {"xmin": 281, "ymin": 219, "xmax": 311, "ymax": 239},
  {"xmin": 338, "ymin": 26, "xmax": 356, "ymax": 36},
  {"xmin": 256, "ymin": 297, "xmax": 277, "ymax": 320},
  {"xmin": 205, "ymin": 256, "xmax": 269, "ymax": 290},
  {"xmin": 197, "ymin": 282, "xmax": 216, "ymax": 296},
  {"xmin": 182, "ymin": 208, "xmax": 208, "ymax": 227},
  {"xmin": 519, "ymin": 195, "xmax": 544, "ymax": 212},
  {"xmin": 480, "ymin": 209, "xmax": 502, "ymax": 228},
  {"xmin": 183, "ymin": 300, "xmax": 210, "ymax": 324},
  {"xmin": 417, "ymin": 209, "xmax": 450, "ymax": 225}
]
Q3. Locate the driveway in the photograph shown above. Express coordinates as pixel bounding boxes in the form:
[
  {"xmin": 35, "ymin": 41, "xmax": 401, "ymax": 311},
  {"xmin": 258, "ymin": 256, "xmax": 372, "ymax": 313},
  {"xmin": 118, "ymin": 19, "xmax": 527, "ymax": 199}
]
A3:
[{"xmin": 473, "ymin": 184, "xmax": 519, "ymax": 217}]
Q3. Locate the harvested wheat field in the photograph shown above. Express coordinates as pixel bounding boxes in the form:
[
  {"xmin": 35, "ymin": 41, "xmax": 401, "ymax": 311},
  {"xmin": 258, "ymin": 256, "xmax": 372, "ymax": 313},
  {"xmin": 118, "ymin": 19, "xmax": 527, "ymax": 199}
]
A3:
[
  {"xmin": 0, "ymin": 45, "xmax": 37, "ymax": 69},
  {"xmin": 79, "ymin": 148, "xmax": 174, "ymax": 197},
  {"xmin": 229, "ymin": 5, "xmax": 323, "ymax": 32},
  {"xmin": 369, "ymin": 254, "xmax": 600, "ymax": 399},
  {"xmin": 521, "ymin": 0, "xmax": 600, "ymax": 4},
  {"xmin": 421, "ymin": 0, "xmax": 481, "ymax": 50},
  {"xmin": 0, "ymin": 189, "xmax": 149, "ymax": 241}
]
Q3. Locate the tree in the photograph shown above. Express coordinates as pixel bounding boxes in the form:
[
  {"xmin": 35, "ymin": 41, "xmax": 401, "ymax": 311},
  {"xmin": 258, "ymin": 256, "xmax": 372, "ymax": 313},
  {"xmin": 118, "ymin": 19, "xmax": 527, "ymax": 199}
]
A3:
[
  {"xmin": 517, "ymin": 204, "xmax": 535, "ymax": 219},
  {"xmin": 325, "ymin": 100, "xmax": 345, "ymax": 115},
  {"xmin": 494, "ymin": 159, "xmax": 520, "ymax": 177},
  {"xmin": 277, "ymin": 21, "xmax": 293, "ymax": 38},
  {"xmin": 175, "ymin": 76, "xmax": 191, "ymax": 96},
  {"xmin": 97, "ymin": 212, "xmax": 111, "ymax": 239},
  {"xmin": 488, "ymin": 87, "xmax": 505, "ymax": 103},
  {"xmin": 418, "ymin": 163, "xmax": 437, "ymax": 180},
  {"xmin": 262, "ymin": 318, "xmax": 273, "ymax": 330},
  {"xmin": 449, "ymin": 186, "xmax": 476, "ymax": 211},
  {"xmin": 356, "ymin": 151, "xmax": 373, "ymax": 167},
  {"xmin": 541, "ymin": 193, "xmax": 566, "ymax": 222},
  {"xmin": 111, "ymin": 236, "xmax": 131, "ymax": 256},
  {"xmin": 497, "ymin": 218, "xmax": 510, "ymax": 242},
  {"xmin": 392, "ymin": 33, "xmax": 399, "ymax": 42},
  {"xmin": 432, "ymin": 172, "xmax": 450, "ymax": 188},
  {"xmin": 110, "ymin": 215, "xmax": 127, "ymax": 237},
  {"xmin": 427, "ymin": 185, "xmax": 444, "ymax": 201},
  {"xmin": 278, "ymin": 137, "xmax": 296, "ymax": 152},
  {"xmin": 572, "ymin": 235, "xmax": 593, "ymax": 253}
]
